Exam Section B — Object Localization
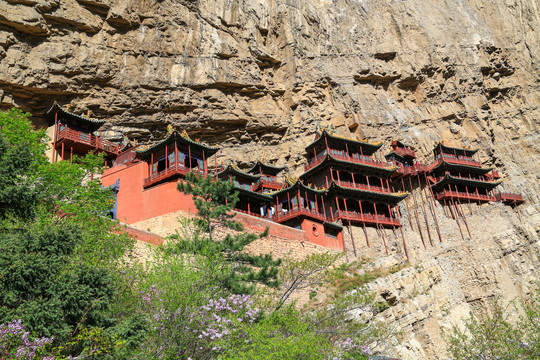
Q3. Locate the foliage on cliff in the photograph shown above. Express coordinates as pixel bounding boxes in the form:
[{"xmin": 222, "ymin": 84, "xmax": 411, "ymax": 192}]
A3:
[{"xmin": 0, "ymin": 108, "xmax": 390, "ymax": 359}]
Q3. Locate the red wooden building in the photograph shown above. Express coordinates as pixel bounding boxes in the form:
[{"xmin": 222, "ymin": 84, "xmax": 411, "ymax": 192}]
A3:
[
  {"xmin": 426, "ymin": 143, "xmax": 502, "ymax": 203},
  {"xmin": 46, "ymin": 102, "xmax": 119, "ymax": 163},
  {"xmin": 299, "ymin": 129, "xmax": 408, "ymax": 229}
]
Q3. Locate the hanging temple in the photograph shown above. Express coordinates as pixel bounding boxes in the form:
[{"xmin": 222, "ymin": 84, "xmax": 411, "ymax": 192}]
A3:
[{"xmin": 45, "ymin": 102, "xmax": 525, "ymax": 260}]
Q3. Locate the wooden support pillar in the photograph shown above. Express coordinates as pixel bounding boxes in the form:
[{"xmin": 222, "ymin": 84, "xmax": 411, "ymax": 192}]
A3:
[
  {"xmin": 188, "ymin": 144, "xmax": 191, "ymax": 170},
  {"xmin": 362, "ymin": 223, "xmax": 370, "ymax": 248},
  {"xmin": 175, "ymin": 141, "xmax": 178, "ymax": 170},
  {"xmin": 418, "ymin": 174, "xmax": 433, "ymax": 247},
  {"xmin": 402, "ymin": 177, "xmax": 414, "ymax": 228},
  {"xmin": 348, "ymin": 221, "xmax": 357, "ymax": 258},
  {"xmin": 203, "ymin": 150, "xmax": 207, "ymax": 176},
  {"xmin": 287, "ymin": 191, "xmax": 291, "ymax": 214},
  {"xmin": 378, "ymin": 222, "xmax": 389, "ymax": 256},
  {"xmin": 321, "ymin": 195, "xmax": 328, "ymax": 220},
  {"xmin": 61, "ymin": 142, "xmax": 64, "ymax": 161},
  {"xmin": 51, "ymin": 113, "xmax": 58, "ymax": 163},
  {"xmin": 465, "ymin": 185, "xmax": 473, "ymax": 214},
  {"xmin": 214, "ymin": 149, "xmax": 218, "ymax": 179},
  {"xmin": 455, "ymin": 196, "xmax": 471, "ymax": 238},
  {"xmin": 247, "ymin": 202, "xmax": 251, "ymax": 214},
  {"xmin": 423, "ymin": 173, "xmax": 443, "ymax": 243},
  {"xmin": 395, "ymin": 206, "xmax": 410, "ymax": 261},
  {"xmin": 452, "ymin": 198, "xmax": 466, "ymax": 241},
  {"xmin": 409, "ymin": 176, "xmax": 426, "ymax": 249},
  {"xmin": 324, "ymin": 135, "xmax": 329, "ymax": 154},
  {"xmin": 336, "ymin": 169, "xmax": 341, "ymax": 182}
]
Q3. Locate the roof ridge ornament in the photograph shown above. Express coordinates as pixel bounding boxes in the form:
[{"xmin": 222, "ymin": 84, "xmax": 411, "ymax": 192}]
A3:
[{"xmin": 167, "ymin": 124, "xmax": 174, "ymax": 135}]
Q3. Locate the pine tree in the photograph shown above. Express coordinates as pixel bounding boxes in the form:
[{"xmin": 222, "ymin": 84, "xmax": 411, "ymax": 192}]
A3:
[{"xmin": 175, "ymin": 171, "xmax": 281, "ymax": 294}]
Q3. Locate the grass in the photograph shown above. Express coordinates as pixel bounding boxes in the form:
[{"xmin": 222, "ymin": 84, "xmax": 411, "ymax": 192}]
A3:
[{"xmin": 328, "ymin": 258, "xmax": 410, "ymax": 293}]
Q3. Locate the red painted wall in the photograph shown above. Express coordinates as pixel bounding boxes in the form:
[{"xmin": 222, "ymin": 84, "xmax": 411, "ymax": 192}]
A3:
[
  {"xmin": 301, "ymin": 219, "xmax": 344, "ymax": 250},
  {"xmin": 101, "ymin": 162, "xmax": 197, "ymax": 224},
  {"xmin": 102, "ymin": 162, "xmax": 344, "ymax": 251}
]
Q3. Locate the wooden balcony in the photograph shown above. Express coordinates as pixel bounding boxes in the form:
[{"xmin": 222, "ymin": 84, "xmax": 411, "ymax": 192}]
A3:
[
  {"xmin": 392, "ymin": 163, "xmax": 428, "ymax": 177},
  {"xmin": 394, "ymin": 146, "xmax": 416, "ymax": 158},
  {"xmin": 431, "ymin": 173, "xmax": 499, "ymax": 184},
  {"xmin": 494, "ymin": 192, "xmax": 524, "ymax": 204},
  {"xmin": 274, "ymin": 207, "xmax": 329, "ymax": 223},
  {"xmin": 143, "ymin": 164, "xmax": 205, "ymax": 188},
  {"xmin": 334, "ymin": 180, "xmax": 392, "ymax": 194},
  {"xmin": 234, "ymin": 208, "xmax": 271, "ymax": 219},
  {"xmin": 306, "ymin": 151, "xmax": 393, "ymax": 172},
  {"xmin": 253, "ymin": 177, "xmax": 283, "ymax": 192},
  {"xmin": 333, "ymin": 210, "xmax": 401, "ymax": 227},
  {"xmin": 57, "ymin": 127, "xmax": 119, "ymax": 155},
  {"xmin": 435, "ymin": 189, "xmax": 495, "ymax": 202},
  {"xmin": 439, "ymin": 154, "xmax": 482, "ymax": 167}
]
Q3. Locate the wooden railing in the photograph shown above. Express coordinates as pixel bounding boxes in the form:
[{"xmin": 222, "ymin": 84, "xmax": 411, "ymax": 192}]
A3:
[
  {"xmin": 432, "ymin": 173, "xmax": 499, "ymax": 184},
  {"xmin": 435, "ymin": 189, "xmax": 495, "ymax": 202},
  {"xmin": 391, "ymin": 162, "xmax": 428, "ymax": 176},
  {"xmin": 494, "ymin": 192, "xmax": 524, "ymax": 203},
  {"xmin": 438, "ymin": 154, "xmax": 482, "ymax": 167},
  {"xmin": 334, "ymin": 180, "xmax": 392, "ymax": 194},
  {"xmin": 234, "ymin": 208, "xmax": 271, "ymax": 219},
  {"xmin": 394, "ymin": 146, "xmax": 416, "ymax": 158},
  {"xmin": 333, "ymin": 210, "xmax": 400, "ymax": 227},
  {"xmin": 143, "ymin": 164, "xmax": 204, "ymax": 188},
  {"xmin": 253, "ymin": 177, "xmax": 282, "ymax": 190},
  {"xmin": 274, "ymin": 207, "xmax": 329, "ymax": 223},
  {"xmin": 306, "ymin": 150, "xmax": 393, "ymax": 172},
  {"xmin": 57, "ymin": 127, "xmax": 119, "ymax": 154}
]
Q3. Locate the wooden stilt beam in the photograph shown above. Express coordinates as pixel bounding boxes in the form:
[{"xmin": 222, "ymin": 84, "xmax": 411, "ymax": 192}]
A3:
[
  {"xmin": 402, "ymin": 177, "xmax": 414, "ymax": 228},
  {"xmin": 362, "ymin": 223, "xmax": 370, "ymax": 248},
  {"xmin": 417, "ymin": 175, "xmax": 434, "ymax": 247},
  {"xmin": 422, "ymin": 173, "xmax": 443, "ymax": 243},
  {"xmin": 451, "ymin": 198, "xmax": 465, "ymax": 241},
  {"xmin": 455, "ymin": 197, "xmax": 471, "ymax": 238},
  {"xmin": 348, "ymin": 221, "xmax": 357, "ymax": 258},
  {"xmin": 409, "ymin": 177, "xmax": 426, "ymax": 249},
  {"xmin": 379, "ymin": 223, "xmax": 389, "ymax": 256},
  {"xmin": 396, "ymin": 207, "xmax": 410, "ymax": 261}
]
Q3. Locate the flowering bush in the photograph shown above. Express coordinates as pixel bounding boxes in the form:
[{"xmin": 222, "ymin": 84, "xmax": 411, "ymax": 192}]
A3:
[
  {"xmin": 0, "ymin": 319, "xmax": 54, "ymax": 359},
  {"xmin": 334, "ymin": 338, "xmax": 372, "ymax": 359}
]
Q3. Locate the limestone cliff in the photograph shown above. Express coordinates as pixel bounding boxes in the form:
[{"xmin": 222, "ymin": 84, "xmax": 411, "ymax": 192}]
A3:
[{"xmin": 1, "ymin": 0, "xmax": 539, "ymax": 358}]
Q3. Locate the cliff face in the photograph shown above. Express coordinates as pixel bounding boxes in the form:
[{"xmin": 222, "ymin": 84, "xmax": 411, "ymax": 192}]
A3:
[{"xmin": 1, "ymin": 0, "xmax": 539, "ymax": 358}]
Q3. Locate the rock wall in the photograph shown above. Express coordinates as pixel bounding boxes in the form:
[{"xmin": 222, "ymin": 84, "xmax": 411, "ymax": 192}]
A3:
[{"xmin": 1, "ymin": 0, "xmax": 539, "ymax": 358}]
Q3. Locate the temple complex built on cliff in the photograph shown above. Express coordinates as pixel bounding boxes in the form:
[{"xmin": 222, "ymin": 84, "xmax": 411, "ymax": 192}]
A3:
[{"xmin": 46, "ymin": 103, "xmax": 525, "ymax": 257}]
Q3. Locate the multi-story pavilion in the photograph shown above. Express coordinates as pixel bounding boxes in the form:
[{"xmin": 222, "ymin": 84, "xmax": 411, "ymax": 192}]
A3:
[
  {"xmin": 136, "ymin": 129, "xmax": 219, "ymax": 188},
  {"xmin": 427, "ymin": 143, "xmax": 501, "ymax": 203},
  {"xmin": 270, "ymin": 179, "xmax": 343, "ymax": 249},
  {"xmin": 247, "ymin": 161, "xmax": 285, "ymax": 193},
  {"xmin": 217, "ymin": 164, "xmax": 273, "ymax": 218},
  {"xmin": 300, "ymin": 129, "xmax": 407, "ymax": 227},
  {"xmin": 46, "ymin": 102, "xmax": 119, "ymax": 163},
  {"xmin": 385, "ymin": 140, "xmax": 427, "ymax": 178}
]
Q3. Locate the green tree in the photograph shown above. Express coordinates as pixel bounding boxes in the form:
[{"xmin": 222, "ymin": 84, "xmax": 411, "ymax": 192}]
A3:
[
  {"xmin": 0, "ymin": 109, "xmax": 142, "ymax": 358},
  {"xmin": 445, "ymin": 293, "xmax": 540, "ymax": 359},
  {"xmin": 174, "ymin": 172, "xmax": 281, "ymax": 294},
  {"xmin": 178, "ymin": 171, "xmax": 239, "ymax": 240}
]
